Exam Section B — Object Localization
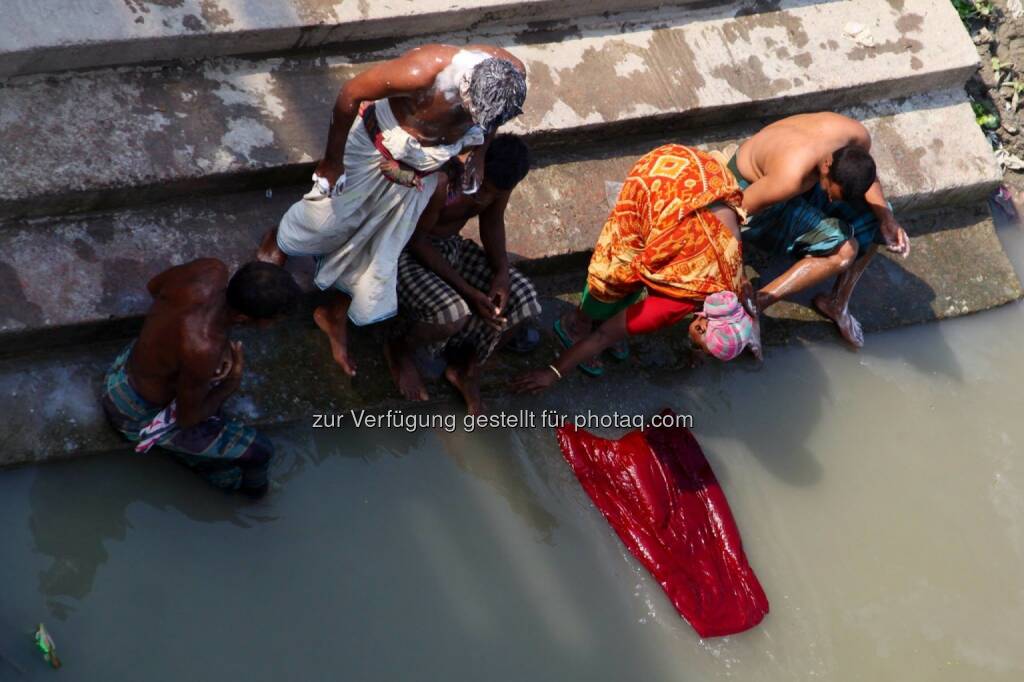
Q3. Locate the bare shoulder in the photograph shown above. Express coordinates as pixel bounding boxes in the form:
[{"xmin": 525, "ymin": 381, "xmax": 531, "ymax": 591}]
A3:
[
  {"xmin": 156, "ymin": 258, "xmax": 227, "ymax": 302},
  {"xmin": 465, "ymin": 44, "xmax": 525, "ymax": 72},
  {"xmin": 397, "ymin": 43, "xmax": 459, "ymax": 70},
  {"xmin": 177, "ymin": 317, "xmax": 226, "ymax": 380}
]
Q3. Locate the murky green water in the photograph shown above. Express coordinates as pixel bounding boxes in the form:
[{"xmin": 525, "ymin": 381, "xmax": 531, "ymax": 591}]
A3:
[{"xmin": 2, "ymin": 220, "xmax": 1023, "ymax": 681}]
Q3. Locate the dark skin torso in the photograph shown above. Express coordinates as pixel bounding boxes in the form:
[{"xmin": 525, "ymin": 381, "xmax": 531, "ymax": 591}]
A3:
[{"xmin": 129, "ymin": 259, "xmax": 235, "ymax": 423}]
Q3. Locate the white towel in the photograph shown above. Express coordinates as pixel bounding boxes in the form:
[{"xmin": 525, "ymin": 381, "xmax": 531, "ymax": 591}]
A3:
[{"xmin": 277, "ymin": 99, "xmax": 485, "ymax": 326}]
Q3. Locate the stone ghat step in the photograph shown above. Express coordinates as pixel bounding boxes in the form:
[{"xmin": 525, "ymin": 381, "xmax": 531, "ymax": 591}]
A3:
[
  {"xmin": 0, "ymin": 0, "xmax": 703, "ymax": 79},
  {"xmin": 1, "ymin": 200, "xmax": 1019, "ymax": 469},
  {"xmin": 0, "ymin": 91, "xmax": 1000, "ymax": 355},
  {"xmin": 0, "ymin": 0, "xmax": 978, "ymax": 221}
]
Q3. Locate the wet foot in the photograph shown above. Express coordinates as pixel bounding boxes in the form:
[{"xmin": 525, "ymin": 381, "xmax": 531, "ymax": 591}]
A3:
[
  {"xmin": 444, "ymin": 362, "xmax": 484, "ymax": 415},
  {"xmin": 385, "ymin": 339, "xmax": 429, "ymax": 401},
  {"xmin": 813, "ymin": 294, "xmax": 864, "ymax": 348},
  {"xmin": 313, "ymin": 306, "xmax": 357, "ymax": 375},
  {"xmin": 256, "ymin": 228, "xmax": 287, "ymax": 267}
]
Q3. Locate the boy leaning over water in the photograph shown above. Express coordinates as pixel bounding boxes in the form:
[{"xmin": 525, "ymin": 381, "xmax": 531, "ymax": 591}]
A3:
[{"xmin": 101, "ymin": 259, "xmax": 300, "ymax": 497}]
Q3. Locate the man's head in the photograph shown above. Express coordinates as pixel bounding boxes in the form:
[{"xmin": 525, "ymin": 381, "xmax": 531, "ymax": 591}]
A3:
[
  {"xmin": 821, "ymin": 145, "xmax": 877, "ymax": 203},
  {"xmin": 484, "ymin": 134, "xmax": 531, "ymax": 190},
  {"xmin": 226, "ymin": 262, "xmax": 301, "ymax": 325},
  {"xmin": 468, "ymin": 58, "xmax": 527, "ymax": 133},
  {"xmin": 687, "ymin": 291, "xmax": 754, "ymax": 362}
]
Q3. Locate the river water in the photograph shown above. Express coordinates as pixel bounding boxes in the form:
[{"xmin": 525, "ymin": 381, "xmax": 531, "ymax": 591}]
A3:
[{"xmin": 1, "ymin": 220, "xmax": 1022, "ymax": 681}]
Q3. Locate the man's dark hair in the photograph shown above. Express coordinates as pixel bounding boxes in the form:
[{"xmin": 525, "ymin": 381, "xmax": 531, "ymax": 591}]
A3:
[
  {"xmin": 484, "ymin": 134, "xmax": 531, "ymax": 190},
  {"xmin": 226, "ymin": 262, "xmax": 301, "ymax": 319},
  {"xmin": 828, "ymin": 145, "xmax": 877, "ymax": 202},
  {"xmin": 469, "ymin": 58, "xmax": 527, "ymax": 133}
]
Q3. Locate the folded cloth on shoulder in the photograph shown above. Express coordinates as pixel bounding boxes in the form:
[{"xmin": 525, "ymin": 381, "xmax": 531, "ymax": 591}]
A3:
[
  {"xmin": 277, "ymin": 98, "xmax": 485, "ymax": 326},
  {"xmin": 556, "ymin": 411, "xmax": 769, "ymax": 637}
]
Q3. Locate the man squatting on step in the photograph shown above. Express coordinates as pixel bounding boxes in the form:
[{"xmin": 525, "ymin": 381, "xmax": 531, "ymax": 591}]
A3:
[
  {"xmin": 729, "ymin": 112, "xmax": 910, "ymax": 347},
  {"xmin": 389, "ymin": 134, "xmax": 540, "ymax": 414},
  {"xmin": 512, "ymin": 144, "xmax": 761, "ymax": 393},
  {"xmin": 102, "ymin": 260, "xmax": 300, "ymax": 497},
  {"xmin": 257, "ymin": 44, "xmax": 527, "ymax": 376}
]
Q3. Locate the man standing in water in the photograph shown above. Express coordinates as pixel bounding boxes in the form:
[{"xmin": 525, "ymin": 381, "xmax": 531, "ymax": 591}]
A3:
[
  {"xmin": 257, "ymin": 43, "xmax": 527, "ymax": 377},
  {"xmin": 729, "ymin": 112, "xmax": 910, "ymax": 347},
  {"xmin": 101, "ymin": 259, "xmax": 300, "ymax": 498},
  {"xmin": 388, "ymin": 134, "xmax": 540, "ymax": 414}
]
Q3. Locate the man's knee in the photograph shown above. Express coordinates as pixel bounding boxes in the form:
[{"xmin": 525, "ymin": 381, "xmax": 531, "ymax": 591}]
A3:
[{"xmin": 830, "ymin": 239, "xmax": 859, "ymax": 270}]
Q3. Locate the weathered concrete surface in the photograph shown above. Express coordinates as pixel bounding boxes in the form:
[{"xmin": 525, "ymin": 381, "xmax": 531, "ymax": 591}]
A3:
[
  {"xmin": 0, "ymin": 90, "xmax": 998, "ymax": 354},
  {"xmin": 1, "ymin": 201, "xmax": 1018, "ymax": 468},
  {"xmin": 0, "ymin": 0, "xmax": 700, "ymax": 78},
  {"xmin": 0, "ymin": 0, "xmax": 978, "ymax": 220}
]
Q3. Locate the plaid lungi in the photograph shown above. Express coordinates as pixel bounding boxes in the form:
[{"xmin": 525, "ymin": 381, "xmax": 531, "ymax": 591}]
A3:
[
  {"xmin": 101, "ymin": 344, "xmax": 272, "ymax": 491},
  {"xmin": 397, "ymin": 235, "xmax": 541, "ymax": 362}
]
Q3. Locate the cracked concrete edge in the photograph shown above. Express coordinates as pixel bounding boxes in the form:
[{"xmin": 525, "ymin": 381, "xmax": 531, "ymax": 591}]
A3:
[
  {"xmin": 0, "ymin": 0, "xmax": 980, "ymax": 220},
  {"xmin": 0, "ymin": 201, "xmax": 1018, "ymax": 469}
]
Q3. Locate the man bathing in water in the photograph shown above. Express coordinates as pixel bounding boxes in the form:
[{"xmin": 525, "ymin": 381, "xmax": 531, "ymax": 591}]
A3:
[
  {"xmin": 512, "ymin": 144, "xmax": 759, "ymax": 393},
  {"xmin": 389, "ymin": 134, "xmax": 540, "ymax": 414},
  {"xmin": 731, "ymin": 112, "xmax": 910, "ymax": 347},
  {"xmin": 257, "ymin": 43, "xmax": 527, "ymax": 376},
  {"xmin": 101, "ymin": 259, "xmax": 300, "ymax": 497}
]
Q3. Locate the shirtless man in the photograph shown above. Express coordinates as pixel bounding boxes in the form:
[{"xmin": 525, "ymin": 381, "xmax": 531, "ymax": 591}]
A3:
[
  {"xmin": 729, "ymin": 112, "xmax": 910, "ymax": 347},
  {"xmin": 387, "ymin": 134, "xmax": 540, "ymax": 414},
  {"xmin": 257, "ymin": 43, "xmax": 527, "ymax": 376},
  {"xmin": 101, "ymin": 259, "xmax": 300, "ymax": 497}
]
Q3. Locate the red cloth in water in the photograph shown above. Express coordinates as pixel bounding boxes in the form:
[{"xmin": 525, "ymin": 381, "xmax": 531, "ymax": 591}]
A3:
[{"xmin": 556, "ymin": 412, "xmax": 768, "ymax": 637}]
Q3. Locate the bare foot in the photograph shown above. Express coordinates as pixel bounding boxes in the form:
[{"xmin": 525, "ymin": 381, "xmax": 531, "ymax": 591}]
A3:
[
  {"xmin": 444, "ymin": 362, "xmax": 484, "ymax": 415},
  {"xmin": 385, "ymin": 339, "xmax": 429, "ymax": 401},
  {"xmin": 313, "ymin": 305, "xmax": 357, "ymax": 375},
  {"xmin": 813, "ymin": 294, "xmax": 864, "ymax": 348},
  {"xmin": 256, "ymin": 228, "xmax": 287, "ymax": 267}
]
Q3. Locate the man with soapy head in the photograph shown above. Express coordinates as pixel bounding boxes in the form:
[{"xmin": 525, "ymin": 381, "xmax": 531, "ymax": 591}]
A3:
[{"xmin": 257, "ymin": 44, "xmax": 527, "ymax": 376}]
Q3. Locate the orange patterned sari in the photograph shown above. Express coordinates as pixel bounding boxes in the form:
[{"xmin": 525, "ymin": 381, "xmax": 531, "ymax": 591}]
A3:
[{"xmin": 586, "ymin": 145, "xmax": 745, "ymax": 303}]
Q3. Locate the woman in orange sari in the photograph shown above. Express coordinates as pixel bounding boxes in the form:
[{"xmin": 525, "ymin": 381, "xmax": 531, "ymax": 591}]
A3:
[{"xmin": 512, "ymin": 144, "xmax": 759, "ymax": 392}]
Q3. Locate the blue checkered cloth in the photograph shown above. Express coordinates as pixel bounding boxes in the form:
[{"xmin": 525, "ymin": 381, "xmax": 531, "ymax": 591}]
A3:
[
  {"xmin": 101, "ymin": 343, "xmax": 272, "ymax": 491},
  {"xmin": 727, "ymin": 153, "xmax": 884, "ymax": 259}
]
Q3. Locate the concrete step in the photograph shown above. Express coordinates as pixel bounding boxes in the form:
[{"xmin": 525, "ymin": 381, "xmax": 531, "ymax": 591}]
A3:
[
  {"xmin": 0, "ymin": 90, "xmax": 1001, "ymax": 355},
  {"xmin": 0, "ymin": 0, "xmax": 699, "ymax": 78},
  {"xmin": 1, "ymin": 200, "xmax": 1019, "ymax": 469},
  {"xmin": 0, "ymin": 0, "xmax": 978, "ymax": 221}
]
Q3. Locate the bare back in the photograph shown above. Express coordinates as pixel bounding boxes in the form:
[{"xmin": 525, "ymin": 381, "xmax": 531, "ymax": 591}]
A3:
[{"xmin": 128, "ymin": 259, "xmax": 232, "ymax": 406}]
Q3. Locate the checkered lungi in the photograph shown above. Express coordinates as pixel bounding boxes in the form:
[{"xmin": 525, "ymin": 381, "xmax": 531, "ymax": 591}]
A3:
[{"xmin": 397, "ymin": 235, "xmax": 541, "ymax": 362}]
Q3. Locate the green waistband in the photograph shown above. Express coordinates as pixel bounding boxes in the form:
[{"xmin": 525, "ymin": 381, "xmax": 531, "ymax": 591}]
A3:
[{"xmin": 727, "ymin": 153, "xmax": 750, "ymax": 190}]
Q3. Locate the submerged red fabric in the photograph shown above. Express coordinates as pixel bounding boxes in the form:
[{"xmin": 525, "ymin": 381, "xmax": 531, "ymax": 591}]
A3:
[{"xmin": 556, "ymin": 412, "xmax": 769, "ymax": 637}]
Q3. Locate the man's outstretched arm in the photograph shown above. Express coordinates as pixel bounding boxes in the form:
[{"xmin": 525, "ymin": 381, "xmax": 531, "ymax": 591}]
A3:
[{"xmin": 850, "ymin": 121, "xmax": 909, "ymax": 257}]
